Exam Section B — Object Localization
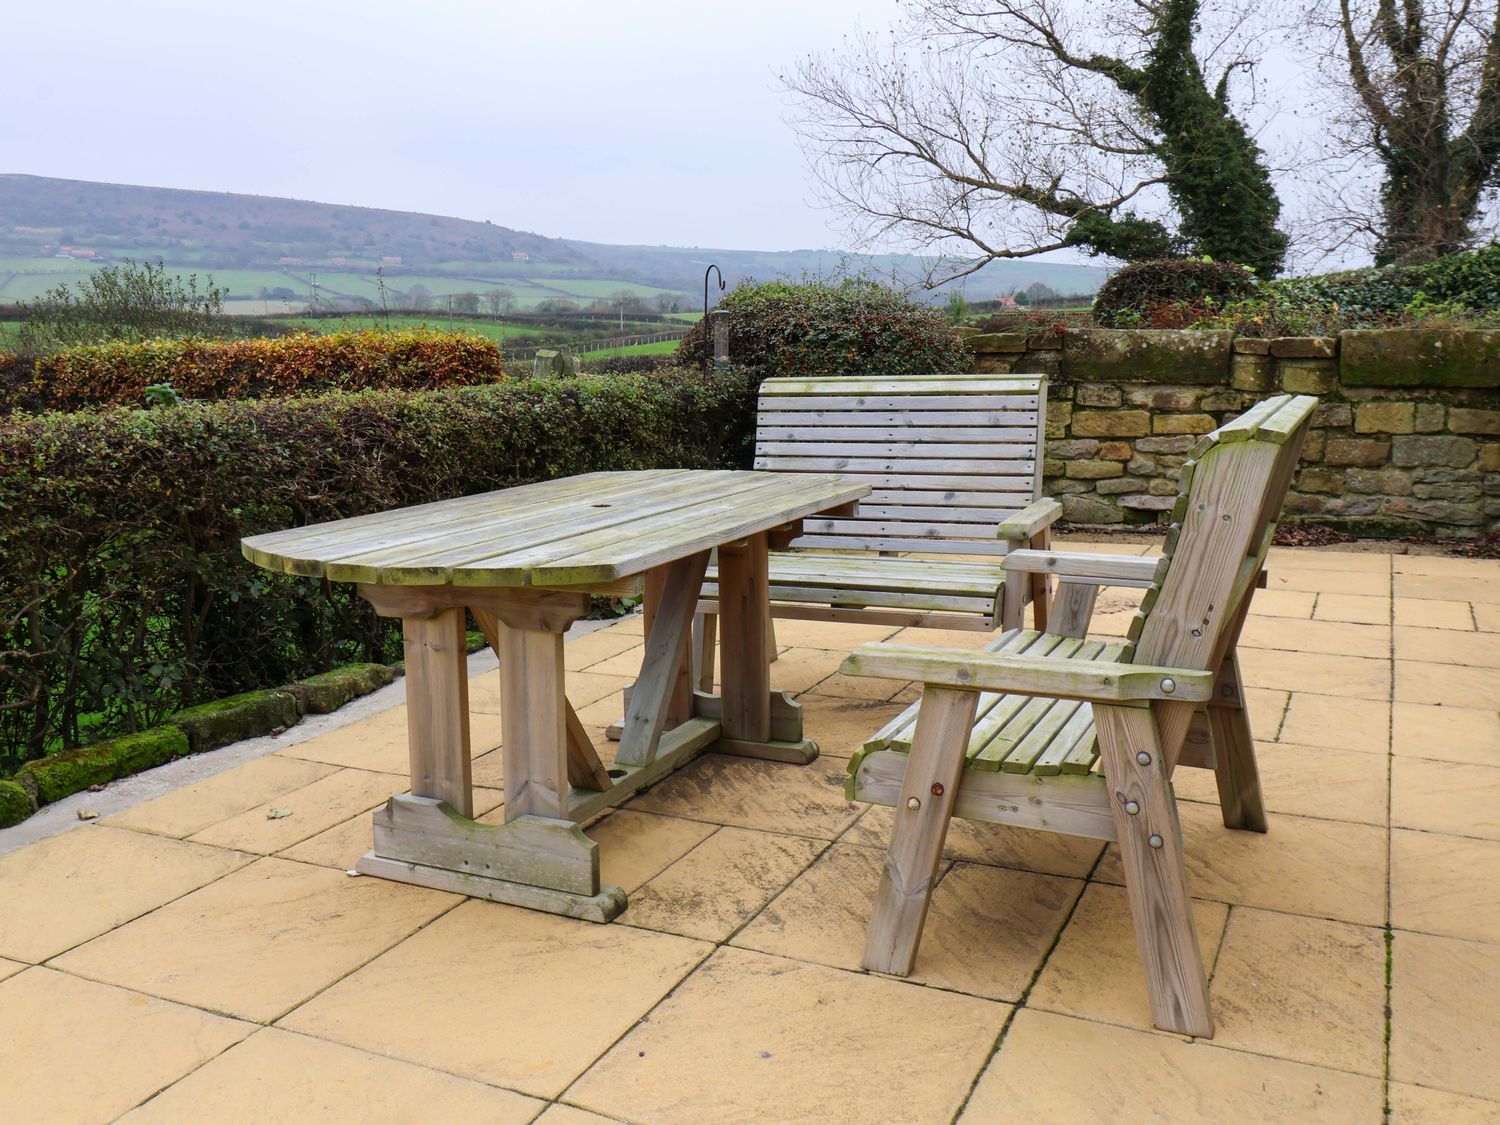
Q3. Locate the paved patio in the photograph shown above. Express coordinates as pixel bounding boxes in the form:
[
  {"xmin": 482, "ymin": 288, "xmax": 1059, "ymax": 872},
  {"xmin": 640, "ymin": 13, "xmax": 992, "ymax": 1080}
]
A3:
[{"xmin": 2, "ymin": 543, "xmax": 1498, "ymax": 1124}]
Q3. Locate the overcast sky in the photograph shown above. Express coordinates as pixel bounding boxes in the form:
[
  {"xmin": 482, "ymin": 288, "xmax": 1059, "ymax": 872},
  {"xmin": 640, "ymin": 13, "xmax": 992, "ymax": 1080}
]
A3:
[
  {"xmin": 6, "ymin": 0, "xmax": 1347, "ymax": 262},
  {"xmin": 5, "ymin": 0, "xmax": 910, "ymax": 250}
]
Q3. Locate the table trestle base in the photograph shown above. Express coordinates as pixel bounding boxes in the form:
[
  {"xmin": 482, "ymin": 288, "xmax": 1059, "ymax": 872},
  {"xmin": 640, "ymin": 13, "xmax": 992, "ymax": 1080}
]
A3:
[
  {"xmin": 567, "ymin": 717, "xmax": 722, "ymax": 823},
  {"xmin": 713, "ymin": 736, "xmax": 819, "ymax": 764},
  {"xmin": 606, "ymin": 688, "xmax": 807, "ymax": 744},
  {"xmin": 358, "ymin": 794, "xmax": 628, "ymax": 923},
  {"xmin": 356, "ymin": 854, "xmax": 626, "ymax": 923}
]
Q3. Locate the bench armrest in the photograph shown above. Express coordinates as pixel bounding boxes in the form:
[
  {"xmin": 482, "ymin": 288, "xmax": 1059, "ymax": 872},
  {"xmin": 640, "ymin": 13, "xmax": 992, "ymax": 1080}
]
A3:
[
  {"xmin": 1002, "ymin": 549, "xmax": 1166, "ymax": 588},
  {"xmin": 839, "ymin": 643, "xmax": 1212, "ymax": 703},
  {"xmin": 995, "ymin": 498, "xmax": 1063, "ymax": 542}
]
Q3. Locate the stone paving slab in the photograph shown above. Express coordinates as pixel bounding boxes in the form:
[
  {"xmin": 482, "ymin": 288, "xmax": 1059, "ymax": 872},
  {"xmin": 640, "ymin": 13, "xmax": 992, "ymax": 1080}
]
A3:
[{"xmin": 1, "ymin": 544, "xmax": 1498, "ymax": 1122}]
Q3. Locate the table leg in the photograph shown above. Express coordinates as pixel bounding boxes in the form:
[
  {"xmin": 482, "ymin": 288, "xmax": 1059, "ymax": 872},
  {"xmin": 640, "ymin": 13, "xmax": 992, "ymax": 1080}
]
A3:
[
  {"xmin": 715, "ymin": 532, "xmax": 817, "ymax": 764},
  {"xmin": 400, "ymin": 609, "xmax": 473, "ymax": 818},
  {"xmin": 355, "ymin": 585, "xmax": 625, "ymax": 923},
  {"xmin": 644, "ymin": 564, "xmax": 696, "ymax": 728},
  {"xmin": 499, "ymin": 622, "xmax": 569, "ymax": 820}
]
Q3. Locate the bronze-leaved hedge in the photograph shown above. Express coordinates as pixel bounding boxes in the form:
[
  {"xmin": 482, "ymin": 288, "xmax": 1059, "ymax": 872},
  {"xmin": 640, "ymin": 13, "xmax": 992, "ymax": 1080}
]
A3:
[
  {"xmin": 0, "ymin": 367, "xmax": 757, "ymax": 771},
  {"xmin": 0, "ymin": 329, "xmax": 504, "ymax": 412}
]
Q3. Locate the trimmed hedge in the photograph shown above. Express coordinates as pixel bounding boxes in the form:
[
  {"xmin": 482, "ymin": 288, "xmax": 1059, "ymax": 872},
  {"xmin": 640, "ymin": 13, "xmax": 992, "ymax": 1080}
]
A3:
[
  {"xmin": 1092, "ymin": 259, "xmax": 1259, "ymax": 328},
  {"xmin": 676, "ymin": 279, "xmax": 968, "ymax": 376},
  {"xmin": 0, "ymin": 329, "xmax": 504, "ymax": 413},
  {"xmin": 0, "ymin": 367, "xmax": 758, "ymax": 771}
]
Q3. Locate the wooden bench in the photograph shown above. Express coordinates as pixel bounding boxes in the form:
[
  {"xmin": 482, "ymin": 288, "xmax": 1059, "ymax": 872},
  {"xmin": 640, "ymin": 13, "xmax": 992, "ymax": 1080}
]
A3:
[
  {"xmin": 840, "ymin": 393, "xmax": 1319, "ymax": 1038},
  {"xmin": 695, "ymin": 374, "xmax": 1062, "ymax": 668}
]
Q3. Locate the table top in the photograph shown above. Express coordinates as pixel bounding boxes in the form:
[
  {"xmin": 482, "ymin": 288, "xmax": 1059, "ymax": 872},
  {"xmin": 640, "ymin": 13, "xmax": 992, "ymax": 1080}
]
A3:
[{"xmin": 242, "ymin": 469, "xmax": 869, "ymax": 588}]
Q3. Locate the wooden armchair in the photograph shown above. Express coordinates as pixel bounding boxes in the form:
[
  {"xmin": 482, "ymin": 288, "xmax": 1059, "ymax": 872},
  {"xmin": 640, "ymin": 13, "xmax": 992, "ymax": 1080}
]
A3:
[{"xmin": 840, "ymin": 394, "xmax": 1318, "ymax": 1037}]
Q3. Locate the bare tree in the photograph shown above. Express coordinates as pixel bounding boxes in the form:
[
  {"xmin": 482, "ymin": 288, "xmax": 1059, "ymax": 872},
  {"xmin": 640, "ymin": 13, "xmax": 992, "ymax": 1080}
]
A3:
[
  {"xmin": 782, "ymin": 0, "xmax": 1289, "ymax": 278},
  {"xmin": 1310, "ymin": 1, "xmax": 1500, "ymax": 264},
  {"xmin": 484, "ymin": 287, "xmax": 517, "ymax": 315}
]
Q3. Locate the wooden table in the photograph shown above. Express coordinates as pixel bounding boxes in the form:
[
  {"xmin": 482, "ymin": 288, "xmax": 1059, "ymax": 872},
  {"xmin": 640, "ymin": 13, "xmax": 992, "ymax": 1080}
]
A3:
[{"xmin": 242, "ymin": 469, "xmax": 868, "ymax": 921}]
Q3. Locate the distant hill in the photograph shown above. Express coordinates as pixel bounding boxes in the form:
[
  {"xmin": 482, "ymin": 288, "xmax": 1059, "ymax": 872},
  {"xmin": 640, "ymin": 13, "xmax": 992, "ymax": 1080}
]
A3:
[
  {"xmin": 0, "ymin": 174, "xmax": 1107, "ymax": 309},
  {"xmin": 0, "ymin": 174, "xmax": 579, "ymax": 267}
]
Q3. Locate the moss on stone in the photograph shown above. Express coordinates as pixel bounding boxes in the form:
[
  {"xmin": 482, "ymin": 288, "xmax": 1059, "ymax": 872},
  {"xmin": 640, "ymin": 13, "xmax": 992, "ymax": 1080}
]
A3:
[
  {"xmin": 0, "ymin": 779, "xmax": 35, "ymax": 828},
  {"xmin": 288, "ymin": 663, "xmax": 396, "ymax": 715},
  {"xmin": 1060, "ymin": 330, "xmax": 1233, "ymax": 385},
  {"xmin": 171, "ymin": 689, "xmax": 302, "ymax": 754},
  {"xmin": 1339, "ymin": 329, "xmax": 1500, "ymax": 388},
  {"xmin": 965, "ymin": 332, "xmax": 1029, "ymax": 354},
  {"xmin": 19, "ymin": 727, "xmax": 188, "ymax": 807}
]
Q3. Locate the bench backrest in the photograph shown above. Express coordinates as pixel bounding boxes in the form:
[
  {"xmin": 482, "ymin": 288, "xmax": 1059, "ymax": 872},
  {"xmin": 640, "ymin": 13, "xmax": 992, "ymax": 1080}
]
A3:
[
  {"xmin": 1125, "ymin": 394, "xmax": 1318, "ymax": 673},
  {"xmin": 753, "ymin": 374, "xmax": 1047, "ymax": 556}
]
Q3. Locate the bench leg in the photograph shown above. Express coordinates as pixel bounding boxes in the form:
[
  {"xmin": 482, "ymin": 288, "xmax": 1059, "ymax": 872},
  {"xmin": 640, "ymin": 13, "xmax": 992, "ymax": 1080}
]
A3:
[
  {"xmin": 1208, "ymin": 652, "xmax": 1267, "ymax": 833},
  {"xmin": 1028, "ymin": 529, "xmax": 1052, "ymax": 632},
  {"xmin": 693, "ymin": 612, "xmax": 717, "ymax": 692},
  {"xmin": 1095, "ymin": 704, "xmax": 1214, "ymax": 1038},
  {"xmin": 862, "ymin": 686, "xmax": 979, "ymax": 976}
]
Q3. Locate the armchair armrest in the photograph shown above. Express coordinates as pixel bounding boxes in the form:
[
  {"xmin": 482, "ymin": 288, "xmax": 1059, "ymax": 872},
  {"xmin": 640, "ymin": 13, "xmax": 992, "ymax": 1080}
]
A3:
[
  {"xmin": 995, "ymin": 498, "xmax": 1063, "ymax": 542},
  {"xmin": 1002, "ymin": 549, "xmax": 1166, "ymax": 588},
  {"xmin": 839, "ymin": 643, "xmax": 1212, "ymax": 704}
]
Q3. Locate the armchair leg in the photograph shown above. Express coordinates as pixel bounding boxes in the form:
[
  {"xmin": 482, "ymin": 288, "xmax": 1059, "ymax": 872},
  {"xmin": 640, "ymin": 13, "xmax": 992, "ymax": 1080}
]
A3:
[
  {"xmin": 1207, "ymin": 652, "xmax": 1267, "ymax": 833},
  {"xmin": 1095, "ymin": 704, "xmax": 1214, "ymax": 1038},
  {"xmin": 862, "ymin": 686, "xmax": 979, "ymax": 976}
]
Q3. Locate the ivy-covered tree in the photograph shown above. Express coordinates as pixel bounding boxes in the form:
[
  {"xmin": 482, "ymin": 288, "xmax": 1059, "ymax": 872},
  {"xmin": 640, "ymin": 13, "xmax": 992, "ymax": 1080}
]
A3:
[
  {"xmin": 1312, "ymin": 1, "xmax": 1500, "ymax": 265},
  {"xmin": 782, "ymin": 0, "xmax": 1288, "ymax": 278}
]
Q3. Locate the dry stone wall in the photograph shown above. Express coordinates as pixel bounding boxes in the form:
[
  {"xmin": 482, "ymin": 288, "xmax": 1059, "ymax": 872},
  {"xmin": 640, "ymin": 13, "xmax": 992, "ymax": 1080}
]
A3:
[{"xmin": 959, "ymin": 327, "xmax": 1500, "ymax": 537}]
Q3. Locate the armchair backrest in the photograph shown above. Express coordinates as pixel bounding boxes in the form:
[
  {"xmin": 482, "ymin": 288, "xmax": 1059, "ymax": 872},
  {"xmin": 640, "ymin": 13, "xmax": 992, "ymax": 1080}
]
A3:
[{"xmin": 1125, "ymin": 394, "xmax": 1319, "ymax": 673}]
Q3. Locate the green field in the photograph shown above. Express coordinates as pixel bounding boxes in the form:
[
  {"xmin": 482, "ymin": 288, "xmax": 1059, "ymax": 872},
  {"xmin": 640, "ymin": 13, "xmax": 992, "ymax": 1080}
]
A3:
[
  {"xmin": 270, "ymin": 315, "xmax": 549, "ymax": 342},
  {"xmin": 580, "ymin": 338, "xmax": 681, "ymax": 359},
  {"xmin": 0, "ymin": 257, "xmax": 694, "ymax": 313}
]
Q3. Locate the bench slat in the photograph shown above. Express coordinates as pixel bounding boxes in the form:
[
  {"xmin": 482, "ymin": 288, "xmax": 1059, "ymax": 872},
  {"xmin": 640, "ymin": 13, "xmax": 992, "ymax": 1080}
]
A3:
[
  {"xmin": 757, "ymin": 441, "xmax": 1038, "ymax": 459},
  {"xmin": 760, "ymin": 377, "xmax": 1041, "ymax": 395},
  {"xmin": 801, "ymin": 518, "xmax": 1011, "ymax": 539},
  {"xmin": 757, "ymin": 410, "xmax": 1040, "ymax": 428},
  {"xmin": 759, "ymin": 425, "xmax": 1039, "ymax": 443},
  {"xmin": 760, "ymin": 554, "xmax": 1010, "ymax": 582},
  {"xmin": 759, "ymin": 394, "xmax": 1040, "ymax": 411},
  {"xmin": 755, "ymin": 456, "xmax": 1036, "ymax": 474},
  {"xmin": 789, "ymin": 535, "xmax": 1013, "ymax": 555},
  {"xmin": 863, "ymin": 489, "xmax": 1026, "ymax": 508},
  {"xmin": 701, "ymin": 582, "xmax": 997, "ymax": 614},
  {"xmin": 858, "ymin": 510, "xmax": 1020, "ymax": 528}
]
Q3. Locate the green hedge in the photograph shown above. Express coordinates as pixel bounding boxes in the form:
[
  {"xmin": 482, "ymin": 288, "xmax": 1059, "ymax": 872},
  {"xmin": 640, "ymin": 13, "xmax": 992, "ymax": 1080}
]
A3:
[
  {"xmin": 1092, "ymin": 259, "xmax": 1259, "ymax": 328},
  {"xmin": 0, "ymin": 329, "xmax": 504, "ymax": 413},
  {"xmin": 676, "ymin": 279, "xmax": 968, "ymax": 376},
  {"xmin": 1267, "ymin": 243, "xmax": 1500, "ymax": 317},
  {"xmin": 0, "ymin": 367, "xmax": 758, "ymax": 772}
]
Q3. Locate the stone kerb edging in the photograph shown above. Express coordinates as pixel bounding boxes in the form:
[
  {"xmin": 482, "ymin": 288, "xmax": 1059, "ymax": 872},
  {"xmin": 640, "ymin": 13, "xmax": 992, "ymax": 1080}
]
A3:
[{"xmin": 0, "ymin": 663, "xmax": 396, "ymax": 829}]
